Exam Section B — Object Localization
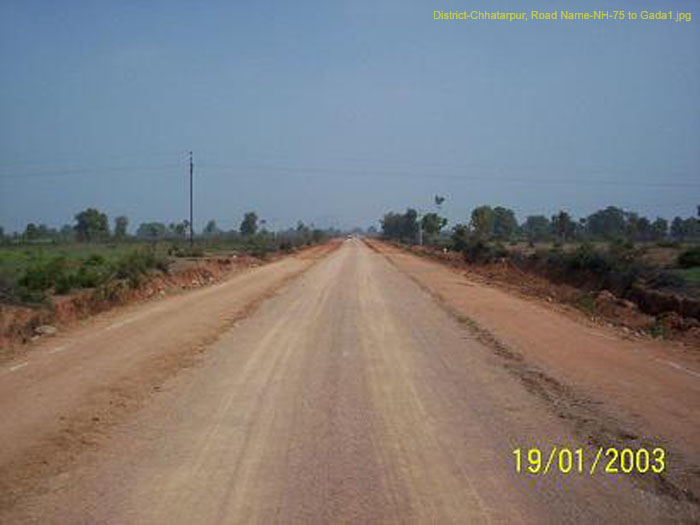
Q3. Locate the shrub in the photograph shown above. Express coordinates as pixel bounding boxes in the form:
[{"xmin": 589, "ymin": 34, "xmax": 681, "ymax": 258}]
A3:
[
  {"xmin": 84, "ymin": 254, "xmax": 106, "ymax": 266},
  {"xmin": 567, "ymin": 243, "xmax": 611, "ymax": 274},
  {"xmin": 677, "ymin": 247, "xmax": 700, "ymax": 269},
  {"xmin": 54, "ymin": 275, "xmax": 75, "ymax": 295},
  {"xmin": 75, "ymin": 264, "xmax": 106, "ymax": 288},
  {"xmin": 574, "ymin": 293, "xmax": 597, "ymax": 315},
  {"xmin": 530, "ymin": 243, "xmax": 646, "ymax": 296},
  {"xmin": 112, "ymin": 248, "xmax": 169, "ymax": 284},
  {"xmin": 1, "ymin": 269, "xmax": 48, "ymax": 305},
  {"xmin": 20, "ymin": 256, "xmax": 72, "ymax": 291},
  {"xmin": 451, "ymin": 225, "xmax": 470, "ymax": 252},
  {"xmin": 649, "ymin": 318, "xmax": 670, "ymax": 339},
  {"xmin": 462, "ymin": 239, "xmax": 507, "ymax": 264}
]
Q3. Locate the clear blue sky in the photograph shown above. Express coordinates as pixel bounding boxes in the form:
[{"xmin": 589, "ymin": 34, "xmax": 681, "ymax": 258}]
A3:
[{"xmin": 1, "ymin": 0, "xmax": 698, "ymax": 233}]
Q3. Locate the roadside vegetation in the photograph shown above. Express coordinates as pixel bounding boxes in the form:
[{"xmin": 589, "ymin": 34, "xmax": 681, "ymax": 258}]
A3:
[
  {"xmin": 379, "ymin": 201, "xmax": 700, "ymax": 339},
  {"xmin": 0, "ymin": 208, "xmax": 334, "ymax": 307}
]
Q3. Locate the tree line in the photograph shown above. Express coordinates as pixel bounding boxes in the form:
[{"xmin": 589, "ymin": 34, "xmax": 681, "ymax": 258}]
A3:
[
  {"xmin": 1, "ymin": 208, "xmax": 325, "ymax": 244},
  {"xmin": 381, "ymin": 205, "xmax": 700, "ymax": 245}
]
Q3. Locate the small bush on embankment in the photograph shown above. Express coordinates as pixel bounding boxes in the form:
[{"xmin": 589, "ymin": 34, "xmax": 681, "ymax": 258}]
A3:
[
  {"xmin": 457, "ymin": 240, "xmax": 700, "ymax": 323},
  {"xmin": 5, "ymin": 248, "xmax": 171, "ymax": 301},
  {"xmin": 113, "ymin": 249, "xmax": 170, "ymax": 288},
  {"xmin": 461, "ymin": 238, "xmax": 508, "ymax": 264},
  {"xmin": 456, "ymin": 239, "xmax": 650, "ymax": 296},
  {"xmin": 533, "ymin": 243, "xmax": 648, "ymax": 297},
  {"xmin": 677, "ymin": 247, "xmax": 700, "ymax": 269}
]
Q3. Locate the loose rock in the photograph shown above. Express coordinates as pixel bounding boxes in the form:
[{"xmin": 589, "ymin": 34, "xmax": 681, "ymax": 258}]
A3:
[{"xmin": 35, "ymin": 325, "xmax": 57, "ymax": 336}]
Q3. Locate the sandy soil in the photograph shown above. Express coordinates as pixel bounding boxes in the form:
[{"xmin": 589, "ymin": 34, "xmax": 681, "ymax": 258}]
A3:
[{"xmin": 0, "ymin": 239, "xmax": 698, "ymax": 522}]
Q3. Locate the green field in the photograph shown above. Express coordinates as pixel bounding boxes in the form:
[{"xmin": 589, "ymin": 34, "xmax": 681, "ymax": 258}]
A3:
[
  {"xmin": 0, "ymin": 242, "xmax": 179, "ymax": 304},
  {"xmin": 0, "ymin": 232, "xmax": 324, "ymax": 304},
  {"xmin": 0, "ymin": 243, "xmax": 167, "ymax": 284},
  {"xmin": 0, "ymin": 237, "xmax": 278, "ymax": 283}
]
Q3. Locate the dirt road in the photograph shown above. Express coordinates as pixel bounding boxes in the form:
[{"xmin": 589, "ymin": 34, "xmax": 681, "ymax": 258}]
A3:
[{"xmin": 1, "ymin": 239, "xmax": 698, "ymax": 523}]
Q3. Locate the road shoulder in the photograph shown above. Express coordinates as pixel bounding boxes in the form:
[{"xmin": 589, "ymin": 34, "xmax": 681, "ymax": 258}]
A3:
[{"xmin": 367, "ymin": 239, "xmax": 700, "ymax": 503}]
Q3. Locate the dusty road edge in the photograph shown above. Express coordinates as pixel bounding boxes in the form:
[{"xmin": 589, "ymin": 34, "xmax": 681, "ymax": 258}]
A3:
[
  {"xmin": 0, "ymin": 242, "xmax": 340, "ymax": 513},
  {"xmin": 364, "ymin": 239, "xmax": 700, "ymax": 506}
]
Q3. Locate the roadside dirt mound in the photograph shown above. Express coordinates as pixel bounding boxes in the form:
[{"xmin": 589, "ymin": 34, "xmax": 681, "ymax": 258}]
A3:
[{"xmin": 592, "ymin": 290, "xmax": 656, "ymax": 331}]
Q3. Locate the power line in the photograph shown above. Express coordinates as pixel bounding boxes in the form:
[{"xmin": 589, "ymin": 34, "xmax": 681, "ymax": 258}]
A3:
[
  {"xmin": 0, "ymin": 150, "xmax": 189, "ymax": 170},
  {"xmin": 1, "ymin": 156, "xmax": 698, "ymax": 190},
  {"xmin": 0, "ymin": 163, "xmax": 182, "ymax": 180},
  {"xmin": 200, "ymin": 162, "xmax": 700, "ymax": 189}
]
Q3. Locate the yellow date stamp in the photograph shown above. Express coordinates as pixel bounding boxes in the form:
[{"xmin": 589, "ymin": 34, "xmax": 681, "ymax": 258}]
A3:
[{"xmin": 513, "ymin": 446, "xmax": 666, "ymax": 475}]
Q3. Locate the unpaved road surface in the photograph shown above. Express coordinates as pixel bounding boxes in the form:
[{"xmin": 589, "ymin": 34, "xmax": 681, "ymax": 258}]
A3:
[{"xmin": 1, "ymin": 239, "xmax": 698, "ymax": 523}]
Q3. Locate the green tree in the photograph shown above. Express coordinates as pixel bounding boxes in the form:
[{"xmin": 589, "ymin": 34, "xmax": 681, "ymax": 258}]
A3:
[
  {"xmin": 650, "ymin": 217, "xmax": 668, "ymax": 240},
  {"xmin": 380, "ymin": 209, "xmax": 419, "ymax": 243},
  {"xmin": 670, "ymin": 217, "xmax": 684, "ymax": 239},
  {"xmin": 24, "ymin": 223, "xmax": 40, "ymax": 241},
  {"xmin": 74, "ymin": 208, "xmax": 109, "ymax": 242},
  {"xmin": 470, "ymin": 206, "xmax": 495, "ymax": 239},
  {"xmin": 624, "ymin": 212, "xmax": 640, "ymax": 241},
  {"xmin": 522, "ymin": 215, "xmax": 550, "ymax": 243},
  {"xmin": 380, "ymin": 212, "xmax": 403, "ymax": 240},
  {"xmin": 402, "ymin": 209, "xmax": 419, "ymax": 242},
  {"xmin": 492, "ymin": 206, "xmax": 518, "ymax": 241},
  {"xmin": 203, "ymin": 220, "xmax": 220, "ymax": 236},
  {"xmin": 421, "ymin": 213, "xmax": 447, "ymax": 243},
  {"xmin": 166, "ymin": 221, "xmax": 189, "ymax": 238},
  {"xmin": 586, "ymin": 206, "xmax": 626, "ymax": 240},
  {"xmin": 240, "ymin": 212, "xmax": 258, "ymax": 236},
  {"xmin": 451, "ymin": 224, "xmax": 470, "ymax": 251},
  {"xmin": 634, "ymin": 216, "xmax": 652, "ymax": 241},
  {"xmin": 682, "ymin": 218, "xmax": 700, "ymax": 239},
  {"xmin": 114, "ymin": 216, "xmax": 129, "ymax": 239},
  {"xmin": 59, "ymin": 224, "xmax": 75, "ymax": 242},
  {"xmin": 551, "ymin": 210, "xmax": 575, "ymax": 243},
  {"xmin": 38, "ymin": 224, "xmax": 56, "ymax": 239},
  {"xmin": 136, "ymin": 222, "xmax": 167, "ymax": 240},
  {"xmin": 670, "ymin": 216, "xmax": 700, "ymax": 240}
]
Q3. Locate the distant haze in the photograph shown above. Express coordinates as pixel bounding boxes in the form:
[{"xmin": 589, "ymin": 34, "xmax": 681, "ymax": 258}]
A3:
[{"xmin": 1, "ymin": 0, "xmax": 698, "ymax": 233}]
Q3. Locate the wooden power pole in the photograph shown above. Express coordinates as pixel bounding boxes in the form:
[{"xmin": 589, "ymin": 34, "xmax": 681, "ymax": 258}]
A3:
[{"xmin": 189, "ymin": 151, "xmax": 194, "ymax": 248}]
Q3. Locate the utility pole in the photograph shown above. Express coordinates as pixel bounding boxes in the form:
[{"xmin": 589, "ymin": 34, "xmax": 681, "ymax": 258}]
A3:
[{"xmin": 189, "ymin": 151, "xmax": 194, "ymax": 248}]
